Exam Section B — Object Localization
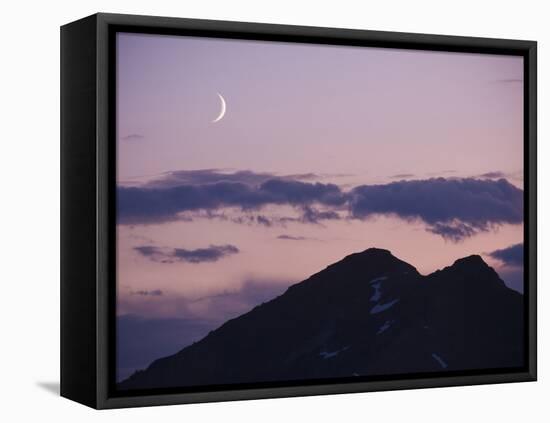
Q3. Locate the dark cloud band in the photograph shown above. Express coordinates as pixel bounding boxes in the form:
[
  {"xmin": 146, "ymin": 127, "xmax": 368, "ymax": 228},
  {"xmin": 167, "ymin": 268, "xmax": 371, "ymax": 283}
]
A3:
[
  {"xmin": 348, "ymin": 177, "xmax": 522, "ymax": 240},
  {"xmin": 135, "ymin": 244, "xmax": 240, "ymax": 264},
  {"xmin": 488, "ymin": 243, "xmax": 524, "ymax": 267},
  {"xmin": 118, "ymin": 170, "xmax": 523, "ymax": 241},
  {"xmin": 118, "ymin": 178, "xmax": 345, "ymax": 224}
]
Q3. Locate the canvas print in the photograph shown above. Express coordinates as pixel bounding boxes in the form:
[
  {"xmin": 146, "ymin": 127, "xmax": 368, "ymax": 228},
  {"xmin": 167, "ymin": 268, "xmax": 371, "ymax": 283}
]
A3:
[{"xmin": 115, "ymin": 33, "xmax": 525, "ymax": 391}]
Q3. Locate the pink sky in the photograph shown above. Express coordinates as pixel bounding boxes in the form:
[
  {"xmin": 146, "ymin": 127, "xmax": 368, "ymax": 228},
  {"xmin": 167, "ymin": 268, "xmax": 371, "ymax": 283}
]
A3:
[{"xmin": 116, "ymin": 32, "xmax": 524, "ymax": 324}]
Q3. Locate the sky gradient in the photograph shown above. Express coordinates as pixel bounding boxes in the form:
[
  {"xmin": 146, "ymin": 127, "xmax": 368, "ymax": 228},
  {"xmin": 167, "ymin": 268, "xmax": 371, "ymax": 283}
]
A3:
[{"xmin": 116, "ymin": 32, "xmax": 524, "ymax": 381}]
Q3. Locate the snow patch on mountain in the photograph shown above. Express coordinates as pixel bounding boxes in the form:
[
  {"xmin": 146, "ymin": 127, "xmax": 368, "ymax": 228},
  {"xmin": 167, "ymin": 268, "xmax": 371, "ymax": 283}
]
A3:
[
  {"xmin": 370, "ymin": 299, "xmax": 400, "ymax": 314},
  {"xmin": 431, "ymin": 353, "xmax": 448, "ymax": 369},
  {"xmin": 369, "ymin": 276, "xmax": 388, "ymax": 285},
  {"xmin": 319, "ymin": 346, "xmax": 350, "ymax": 359},
  {"xmin": 377, "ymin": 320, "xmax": 394, "ymax": 335},
  {"xmin": 370, "ymin": 282, "xmax": 383, "ymax": 302}
]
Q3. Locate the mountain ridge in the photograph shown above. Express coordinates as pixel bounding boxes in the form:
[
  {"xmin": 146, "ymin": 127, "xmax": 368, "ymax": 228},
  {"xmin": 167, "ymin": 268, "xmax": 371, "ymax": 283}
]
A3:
[{"xmin": 119, "ymin": 248, "xmax": 524, "ymax": 390}]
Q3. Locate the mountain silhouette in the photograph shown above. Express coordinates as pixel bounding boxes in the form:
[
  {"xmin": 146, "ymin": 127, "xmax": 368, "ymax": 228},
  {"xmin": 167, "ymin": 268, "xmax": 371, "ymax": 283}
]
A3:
[{"xmin": 119, "ymin": 248, "xmax": 524, "ymax": 390}]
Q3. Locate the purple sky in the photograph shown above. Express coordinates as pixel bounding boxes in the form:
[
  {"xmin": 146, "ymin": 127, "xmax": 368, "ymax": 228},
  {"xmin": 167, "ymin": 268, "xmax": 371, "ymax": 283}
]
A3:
[
  {"xmin": 115, "ymin": 32, "xmax": 524, "ymax": 380},
  {"xmin": 117, "ymin": 33, "xmax": 523, "ymax": 183}
]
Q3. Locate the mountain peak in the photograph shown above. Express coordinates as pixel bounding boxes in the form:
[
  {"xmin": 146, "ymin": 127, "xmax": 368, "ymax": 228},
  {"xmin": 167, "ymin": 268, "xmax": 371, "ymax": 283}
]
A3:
[
  {"xmin": 344, "ymin": 247, "xmax": 399, "ymax": 261},
  {"xmin": 328, "ymin": 247, "xmax": 419, "ymax": 277},
  {"xmin": 435, "ymin": 254, "xmax": 506, "ymax": 290},
  {"xmin": 360, "ymin": 247, "xmax": 393, "ymax": 256},
  {"xmin": 452, "ymin": 254, "xmax": 489, "ymax": 269}
]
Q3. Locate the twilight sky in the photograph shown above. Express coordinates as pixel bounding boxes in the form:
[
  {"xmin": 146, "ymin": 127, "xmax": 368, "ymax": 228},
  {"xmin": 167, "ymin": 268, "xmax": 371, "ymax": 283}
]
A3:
[{"xmin": 116, "ymin": 32, "xmax": 524, "ymax": 380}]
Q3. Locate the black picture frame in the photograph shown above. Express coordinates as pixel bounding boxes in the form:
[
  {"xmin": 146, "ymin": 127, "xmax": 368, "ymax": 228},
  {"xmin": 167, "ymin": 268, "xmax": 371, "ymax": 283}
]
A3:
[{"xmin": 60, "ymin": 12, "xmax": 537, "ymax": 409}]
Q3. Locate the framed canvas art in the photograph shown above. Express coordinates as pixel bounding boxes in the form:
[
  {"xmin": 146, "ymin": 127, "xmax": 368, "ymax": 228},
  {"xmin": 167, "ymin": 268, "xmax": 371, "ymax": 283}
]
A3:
[{"xmin": 60, "ymin": 13, "xmax": 537, "ymax": 409}]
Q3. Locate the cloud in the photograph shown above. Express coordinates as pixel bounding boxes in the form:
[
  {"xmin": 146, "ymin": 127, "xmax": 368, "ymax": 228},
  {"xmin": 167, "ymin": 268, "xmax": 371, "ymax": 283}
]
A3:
[
  {"xmin": 135, "ymin": 244, "xmax": 240, "ymax": 264},
  {"xmin": 300, "ymin": 205, "xmax": 340, "ymax": 224},
  {"xmin": 118, "ymin": 279, "xmax": 289, "ymax": 323},
  {"xmin": 143, "ymin": 169, "xmax": 332, "ymax": 190},
  {"xmin": 187, "ymin": 280, "xmax": 288, "ymax": 311},
  {"xmin": 255, "ymin": 215, "xmax": 272, "ymax": 227},
  {"xmin": 426, "ymin": 170, "xmax": 456, "ymax": 176},
  {"xmin": 118, "ymin": 178, "xmax": 346, "ymax": 224},
  {"xmin": 131, "ymin": 289, "xmax": 163, "ymax": 296},
  {"xmin": 488, "ymin": 243, "xmax": 524, "ymax": 267},
  {"xmin": 121, "ymin": 134, "xmax": 144, "ymax": 141},
  {"xmin": 145, "ymin": 169, "xmax": 275, "ymax": 189},
  {"xmin": 390, "ymin": 173, "xmax": 415, "ymax": 179},
  {"xmin": 260, "ymin": 179, "xmax": 345, "ymax": 206},
  {"xmin": 117, "ymin": 278, "xmax": 291, "ymax": 380},
  {"xmin": 277, "ymin": 234, "xmax": 308, "ymax": 241},
  {"xmin": 426, "ymin": 221, "xmax": 478, "ymax": 242},
  {"xmin": 349, "ymin": 178, "xmax": 523, "ymax": 241},
  {"xmin": 118, "ymin": 170, "xmax": 523, "ymax": 242},
  {"xmin": 283, "ymin": 172, "xmax": 354, "ymax": 181},
  {"xmin": 192, "ymin": 208, "xmax": 338, "ymax": 228},
  {"xmin": 478, "ymin": 171, "xmax": 507, "ymax": 179},
  {"xmin": 282, "ymin": 173, "xmax": 319, "ymax": 181}
]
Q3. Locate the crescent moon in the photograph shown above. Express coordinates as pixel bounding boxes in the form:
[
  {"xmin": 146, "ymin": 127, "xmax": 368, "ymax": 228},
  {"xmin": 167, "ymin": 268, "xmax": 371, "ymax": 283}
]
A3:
[{"xmin": 212, "ymin": 93, "xmax": 226, "ymax": 123}]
